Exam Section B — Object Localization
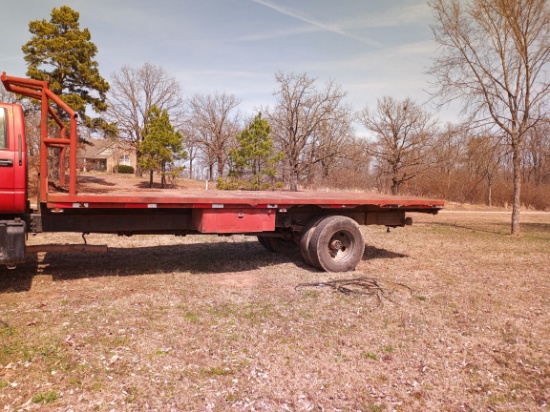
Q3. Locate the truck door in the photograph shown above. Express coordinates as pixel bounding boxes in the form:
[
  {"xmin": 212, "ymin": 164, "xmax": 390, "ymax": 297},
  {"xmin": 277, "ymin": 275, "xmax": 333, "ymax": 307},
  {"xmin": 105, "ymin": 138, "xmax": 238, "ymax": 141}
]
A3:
[{"xmin": 0, "ymin": 104, "xmax": 26, "ymax": 214}]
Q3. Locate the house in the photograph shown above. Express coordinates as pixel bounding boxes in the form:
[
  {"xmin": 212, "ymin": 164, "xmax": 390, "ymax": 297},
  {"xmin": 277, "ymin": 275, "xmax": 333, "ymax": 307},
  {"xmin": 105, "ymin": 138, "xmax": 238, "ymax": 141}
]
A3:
[{"xmin": 77, "ymin": 138, "xmax": 136, "ymax": 173}]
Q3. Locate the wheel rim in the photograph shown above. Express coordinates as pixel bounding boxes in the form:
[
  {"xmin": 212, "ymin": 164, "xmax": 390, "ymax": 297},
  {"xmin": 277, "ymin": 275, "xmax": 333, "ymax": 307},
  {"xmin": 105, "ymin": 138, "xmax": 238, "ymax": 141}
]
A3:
[
  {"xmin": 308, "ymin": 215, "xmax": 365, "ymax": 272},
  {"xmin": 326, "ymin": 230, "xmax": 355, "ymax": 262}
]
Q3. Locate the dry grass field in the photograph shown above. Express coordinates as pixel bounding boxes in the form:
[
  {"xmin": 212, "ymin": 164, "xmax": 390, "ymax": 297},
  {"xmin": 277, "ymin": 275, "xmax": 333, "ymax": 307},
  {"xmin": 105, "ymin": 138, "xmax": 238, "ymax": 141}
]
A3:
[{"xmin": 0, "ymin": 209, "xmax": 549, "ymax": 411}]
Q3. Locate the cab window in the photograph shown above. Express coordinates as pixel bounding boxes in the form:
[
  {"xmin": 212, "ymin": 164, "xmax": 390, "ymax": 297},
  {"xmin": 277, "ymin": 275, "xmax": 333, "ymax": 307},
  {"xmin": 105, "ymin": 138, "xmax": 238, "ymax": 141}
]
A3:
[{"xmin": 0, "ymin": 108, "xmax": 7, "ymax": 149}]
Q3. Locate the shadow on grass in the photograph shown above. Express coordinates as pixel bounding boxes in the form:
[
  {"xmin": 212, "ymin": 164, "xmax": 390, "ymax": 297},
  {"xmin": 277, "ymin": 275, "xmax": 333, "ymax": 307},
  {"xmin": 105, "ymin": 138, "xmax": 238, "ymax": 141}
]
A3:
[
  {"xmin": 135, "ymin": 181, "xmax": 178, "ymax": 190},
  {"xmin": 428, "ymin": 221, "xmax": 550, "ymax": 236},
  {"xmin": 521, "ymin": 222, "xmax": 550, "ymax": 233},
  {"xmin": 75, "ymin": 175, "xmax": 119, "ymax": 195},
  {"xmin": 0, "ymin": 240, "xmax": 407, "ymax": 292},
  {"xmin": 78, "ymin": 175, "xmax": 117, "ymax": 186},
  {"xmin": 0, "ymin": 241, "xmax": 296, "ymax": 292},
  {"xmin": 363, "ymin": 245, "xmax": 408, "ymax": 260},
  {"xmin": 427, "ymin": 222, "xmax": 509, "ymax": 235},
  {"xmin": 0, "ymin": 254, "xmax": 38, "ymax": 293}
]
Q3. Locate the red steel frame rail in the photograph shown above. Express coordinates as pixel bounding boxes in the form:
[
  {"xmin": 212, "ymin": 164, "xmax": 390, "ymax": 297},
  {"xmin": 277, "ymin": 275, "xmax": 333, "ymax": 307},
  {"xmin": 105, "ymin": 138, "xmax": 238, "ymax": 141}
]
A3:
[{"xmin": 1, "ymin": 72, "xmax": 78, "ymax": 201}]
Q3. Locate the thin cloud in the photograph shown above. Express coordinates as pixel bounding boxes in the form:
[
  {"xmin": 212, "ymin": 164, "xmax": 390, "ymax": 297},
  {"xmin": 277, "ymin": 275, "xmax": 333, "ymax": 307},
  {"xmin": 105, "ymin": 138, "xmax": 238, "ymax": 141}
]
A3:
[
  {"xmin": 249, "ymin": 0, "xmax": 383, "ymax": 48},
  {"xmin": 330, "ymin": 4, "xmax": 432, "ymax": 31},
  {"xmin": 292, "ymin": 39, "xmax": 436, "ymax": 74},
  {"xmin": 177, "ymin": 69, "xmax": 270, "ymax": 80}
]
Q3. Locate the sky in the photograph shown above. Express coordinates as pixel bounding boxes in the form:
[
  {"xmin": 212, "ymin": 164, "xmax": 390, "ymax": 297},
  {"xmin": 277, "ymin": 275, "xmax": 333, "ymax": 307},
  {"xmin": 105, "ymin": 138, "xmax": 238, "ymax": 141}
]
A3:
[{"xmin": 0, "ymin": 0, "xmax": 458, "ymax": 123}]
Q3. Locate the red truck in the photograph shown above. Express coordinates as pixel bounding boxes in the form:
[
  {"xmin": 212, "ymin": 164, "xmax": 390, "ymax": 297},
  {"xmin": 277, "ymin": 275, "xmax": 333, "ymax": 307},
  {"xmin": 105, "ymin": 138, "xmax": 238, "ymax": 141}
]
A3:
[{"xmin": 0, "ymin": 73, "xmax": 444, "ymax": 272}]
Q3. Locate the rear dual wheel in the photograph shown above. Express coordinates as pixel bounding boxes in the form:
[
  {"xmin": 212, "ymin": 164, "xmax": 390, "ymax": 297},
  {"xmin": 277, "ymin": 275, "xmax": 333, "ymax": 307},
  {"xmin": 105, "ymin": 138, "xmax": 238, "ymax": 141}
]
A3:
[
  {"xmin": 299, "ymin": 216, "xmax": 325, "ymax": 267},
  {"xmin": 302, "ymin": 215, "xmax": 364, "ymax": 272}
]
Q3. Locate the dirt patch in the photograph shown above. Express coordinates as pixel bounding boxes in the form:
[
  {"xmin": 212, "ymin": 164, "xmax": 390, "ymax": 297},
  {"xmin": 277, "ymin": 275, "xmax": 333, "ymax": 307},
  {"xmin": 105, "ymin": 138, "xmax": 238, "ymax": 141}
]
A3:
[{"xmin": 76, "ymin": 172, "xmax": 213, "ymax": 193}]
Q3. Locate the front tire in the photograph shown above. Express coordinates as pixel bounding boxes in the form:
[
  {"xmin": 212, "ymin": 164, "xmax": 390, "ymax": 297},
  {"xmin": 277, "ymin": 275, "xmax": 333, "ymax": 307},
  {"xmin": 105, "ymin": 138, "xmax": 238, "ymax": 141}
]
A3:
[{"xmin": 307, "ymin": 216, "xmax": 365, "ymax": 272}]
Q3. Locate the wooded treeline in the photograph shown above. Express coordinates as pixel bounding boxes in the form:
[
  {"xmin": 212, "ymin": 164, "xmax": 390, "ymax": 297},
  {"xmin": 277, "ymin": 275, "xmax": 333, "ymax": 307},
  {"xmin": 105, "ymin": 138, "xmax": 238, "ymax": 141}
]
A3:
[{"xmin": 99, "ymin": 65, "xmax": 550, "ymax": 210}]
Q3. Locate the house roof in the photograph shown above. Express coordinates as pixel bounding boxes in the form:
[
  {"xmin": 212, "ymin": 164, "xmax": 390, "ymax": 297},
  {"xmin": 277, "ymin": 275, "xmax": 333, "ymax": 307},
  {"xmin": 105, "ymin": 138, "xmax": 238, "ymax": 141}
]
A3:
[
  {"xmin": 78, "ymin": 138, "xmax": 132, "ymax": 160},
  {"xmin": 78, "ymin": 139, "xmax": 111, "ymax": 160}
]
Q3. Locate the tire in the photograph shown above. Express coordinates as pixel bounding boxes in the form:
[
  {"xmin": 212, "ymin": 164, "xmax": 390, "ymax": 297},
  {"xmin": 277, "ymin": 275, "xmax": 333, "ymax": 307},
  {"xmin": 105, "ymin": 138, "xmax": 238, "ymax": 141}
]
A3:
[
  {"xmin": 308, "ymin": 215, "xmax": 365, "ymax": 272},
  {"xmin": 299, "ymin": 216, "xmax": 326, "ymax": 267}
]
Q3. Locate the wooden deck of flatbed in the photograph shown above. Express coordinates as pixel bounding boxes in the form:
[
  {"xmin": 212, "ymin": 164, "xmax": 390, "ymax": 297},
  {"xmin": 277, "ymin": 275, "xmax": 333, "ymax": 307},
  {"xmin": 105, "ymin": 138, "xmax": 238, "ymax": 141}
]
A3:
[{"xmin": 43, "ymin": 176, "xmax": 445, "ymax": 213}]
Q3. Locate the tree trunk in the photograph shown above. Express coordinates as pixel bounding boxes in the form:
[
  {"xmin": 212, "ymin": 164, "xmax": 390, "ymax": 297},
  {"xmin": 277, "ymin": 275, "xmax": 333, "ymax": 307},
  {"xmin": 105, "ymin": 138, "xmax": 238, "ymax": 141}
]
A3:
[
  {"xmin": 216, "ymin": 159, "xmax": 225, "ymax": 179},
  {"xmin": 135, "ymin": 150, "xmax": 143, "ymax": 177},
  {"xmin": 289, "ymin": 177, "xmax": 298, "ymax": 191},
  {"xmin": 391, "ymin": 176, "xmax": 399, "ymax": 195},
  {"xmin": 149, "ymin": 169, "xmax": 154, "ymax": 188},
  {"xmin": 487, "ymin": 173, "xmax": 492, "ymax": 207},
  {"xmin": 289, "ymin": 164, "xmax": 298, "ymax": 191},
  {"xmin": 47, "ymin": 147, "xmax": 61, "ymax": 182},
  {"xmin": 255, "ymin": 162, "xmax": 261, "ymax": 189},
  {"xmin": 511, "ymin": 144, "xmax": 521, "ymax": 235}
]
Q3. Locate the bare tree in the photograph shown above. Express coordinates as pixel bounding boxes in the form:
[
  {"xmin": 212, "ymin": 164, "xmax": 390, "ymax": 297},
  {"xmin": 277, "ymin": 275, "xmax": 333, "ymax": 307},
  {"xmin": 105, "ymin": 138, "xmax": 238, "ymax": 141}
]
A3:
[
  {"xmin": 524, "ymin": 122, "xmax": 550, "ymax": 187},
  {"xmin": 357, "ymin": 97, "xmax": 438, "ymax": 195},
  {"xmin": 0, "ymin": 83, "xmax": 16, "ymax": 104},
  {"xmin": 185, "ymin": 92, "xmax": 241, "ymax": 179},
  {"xmin": 428, "ymin": 0, "xmax": 550, "ymax": 234},
  {"xmin": 268, "ymin": 72, "xmax": 349, "ymax": 191},
  {"xmin": 179, "ymin": 125, "xmax": 202, "ymax": 180},
  {"xmin": 106, "ymin": 63, "xmax": 184, "ymax": 175},
  {"xmin": 426, "ymin": 123, "xmax": 467, "ymax": 199},
  {"xmin": 465, "ymin": 133, "xmax": 505, "ymax": 206},
  {"xmin": 1, "ymin": 84, "xmax": 42, "ymax": 160},
  {"xmin": 307, "ymin": 108, "xmax": 354, "ymax": 186},
  {"xmin": 321, "ymin": 135, "xmax": 373, "ymax": 190}
]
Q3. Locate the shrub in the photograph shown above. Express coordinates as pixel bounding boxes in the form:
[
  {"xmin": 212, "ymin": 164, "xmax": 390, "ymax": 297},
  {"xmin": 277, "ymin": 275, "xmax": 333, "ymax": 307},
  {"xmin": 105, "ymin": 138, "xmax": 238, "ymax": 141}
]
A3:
[
  {"xmin": 216, "ymin": 177, "xmax": 241, "ymax": 190},
  {"xmin": 217, "ymin": 177, "xmax": 283, "ymax": 191},
  {"xmin": 116, "ymin": 165, "xmax": 134, "ymax": 174}
]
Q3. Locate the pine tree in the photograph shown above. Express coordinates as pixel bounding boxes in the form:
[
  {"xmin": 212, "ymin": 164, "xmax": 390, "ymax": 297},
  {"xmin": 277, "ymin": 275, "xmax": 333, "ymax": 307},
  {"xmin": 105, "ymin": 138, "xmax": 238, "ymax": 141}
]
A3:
[
  {"xmin": 22, "ymin": 6, "xmax": 110, "ymax": 127},
  {"xmin": 139, "ymin": 106, "xmax": 187, "ymax": 188},
  {"xmin": 219, "ymin": 113, "xmax": 283, "ymax": 190}
]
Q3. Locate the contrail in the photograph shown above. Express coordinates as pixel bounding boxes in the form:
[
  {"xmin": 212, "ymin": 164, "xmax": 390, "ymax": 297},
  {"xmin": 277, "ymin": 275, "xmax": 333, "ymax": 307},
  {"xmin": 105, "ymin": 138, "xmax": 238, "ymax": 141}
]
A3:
[{"xmin": 250, "ymin": 0, "xmax": 382, "ymax": 48}]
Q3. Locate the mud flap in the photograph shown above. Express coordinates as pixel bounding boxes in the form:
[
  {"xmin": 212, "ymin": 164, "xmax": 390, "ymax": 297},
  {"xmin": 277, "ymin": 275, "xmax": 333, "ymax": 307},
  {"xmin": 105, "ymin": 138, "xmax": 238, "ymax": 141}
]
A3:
[{"xmin": 0, "ymin": 220, "xmax": 26, "ymax": 267}]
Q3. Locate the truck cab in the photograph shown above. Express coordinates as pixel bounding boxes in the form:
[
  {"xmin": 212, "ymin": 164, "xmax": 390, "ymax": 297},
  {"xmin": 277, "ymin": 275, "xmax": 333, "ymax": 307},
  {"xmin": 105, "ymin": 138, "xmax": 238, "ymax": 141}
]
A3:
[
  {"xmin": 0, "ymin": 103, "xmax": 27, "ymax": 215},
  {"xmin": 0, "ymin": 103, "xmax": 27, "ymax": 268}
]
